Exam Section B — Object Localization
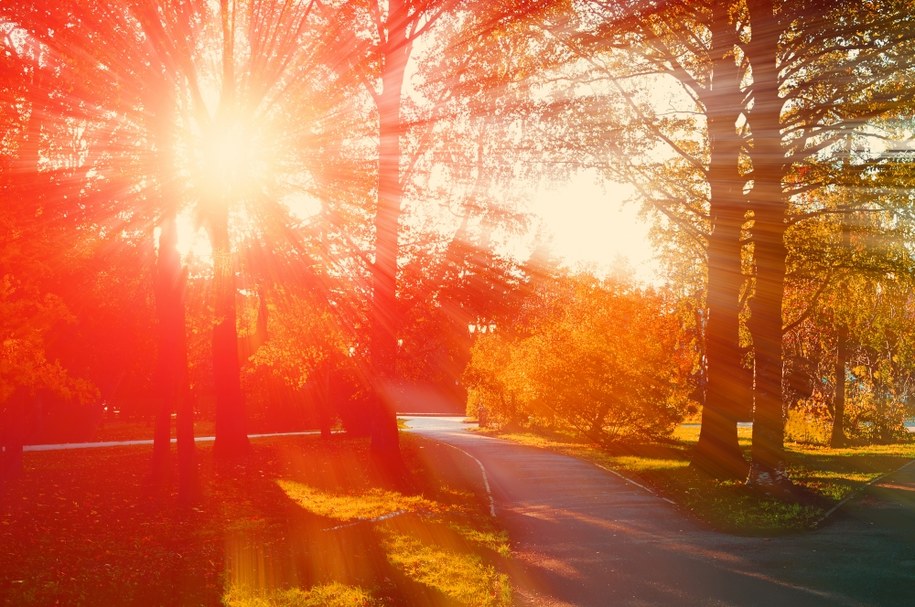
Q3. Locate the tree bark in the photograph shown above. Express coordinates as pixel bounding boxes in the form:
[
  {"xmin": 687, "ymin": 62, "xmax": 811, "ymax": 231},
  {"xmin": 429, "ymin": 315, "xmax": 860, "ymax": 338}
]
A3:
[
  {"xmin": 369, "ymin": 0, "xmax": 412, "ymax": 464},
  {"xmin": 210, "ymin": 206, "xmax": 249, "ymax": 457},
  {"xmin": 153, "ymin": 211, "xmax": 198, "ymax": 498},
  {"xmin": 209, "ymin": 0, "xmax": 248, "ymax": 459},
  {"xmin": 745, "ymin": 0, "xmax": 789, "ymax": 487},
  {"xmin": 152, "ymin": 214, "xmax": 179, "ymax": 482},
  {"xmin": 691, "ymin": 0, "xmax": 748, "ymax": 479},
  {"xmin": 830, "ymin": 324, "xmax": 848, "ymax": 447}
]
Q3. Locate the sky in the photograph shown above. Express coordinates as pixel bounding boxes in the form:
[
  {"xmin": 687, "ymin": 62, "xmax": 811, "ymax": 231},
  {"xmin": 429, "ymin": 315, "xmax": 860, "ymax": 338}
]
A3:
[
  {"xmin": 528, "ymin": 172, "xmax": 659, "ymax": 283},
  {"xmin": 172, "ymin": 172, "xmax": 662, "ymax": 284}
]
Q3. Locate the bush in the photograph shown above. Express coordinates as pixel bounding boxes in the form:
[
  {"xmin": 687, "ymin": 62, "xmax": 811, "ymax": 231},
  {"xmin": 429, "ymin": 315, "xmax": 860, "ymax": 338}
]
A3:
[
  {"xmin": 464, "ymin": 273, "xmax": 696, "ymax": 443},
  {"xmin": 785, "ymin": 399, "xmax": 832, "ymax": 445}
]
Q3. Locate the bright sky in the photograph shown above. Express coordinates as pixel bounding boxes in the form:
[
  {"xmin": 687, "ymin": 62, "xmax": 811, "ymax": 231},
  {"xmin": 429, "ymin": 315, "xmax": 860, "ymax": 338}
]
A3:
[
  {"xmin": 172, "ymin": 172, "xmax": 662, "ymax": 284},
  {"xmin": 528, "ymin": 171, "xmax": 659, "ymax": 284}
]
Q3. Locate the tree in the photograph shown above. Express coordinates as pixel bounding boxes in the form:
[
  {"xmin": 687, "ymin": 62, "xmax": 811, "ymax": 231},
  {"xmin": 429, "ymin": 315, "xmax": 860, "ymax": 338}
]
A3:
[
  {"xmin": 740, "ymin": 0, "xmax": 915, "ymax": 484},
  {"xmin": 542, "ymin": 0, "xmax": 752, "ymax": 476},
  {"xmin": 743, "ymin": 0, "xmax": 790, "ymax": 486},
  {"xmin": 692, "ymin": 0, "xmax": 752, "ymax": 478},
  {"xmin": 0, "ymin": 12, "xmax": 101, "ymax": 474},
  {"xmin": 321, "ymin": 0, "xmax": 566, "ymax": 462},
  {"xmin": 781, "ymin": 130, "xmax": 915, "ymax": 447},
  {"xmin": 2, "ymin": 1, "xmax": 369, "ymax": 464},
  {"xmin": 528, "ymin": 0, "xmax": 915, "ymax": 481}
]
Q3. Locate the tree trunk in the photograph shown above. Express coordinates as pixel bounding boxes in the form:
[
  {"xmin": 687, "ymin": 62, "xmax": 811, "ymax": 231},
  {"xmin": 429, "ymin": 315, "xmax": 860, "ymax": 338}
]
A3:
[
  {"xmin": 152, "ymin": 214, "xmax": 179, "ymax": 482},
  {"xmin": 369, "ymin": 0, "xmax": 411, "ymax": 465},
  {"xmin": 691, "ymin": 0, "xmax": 748, "ymax": 479},
  {"xmin": 745, "ymin": 0, "xmax": 789, "ymax": 488},
  {"xmin": 749, "ymin": 207, "xmax": 788, "ymax": 483},
  {"xmin": 830, "ymin": 324, "xmax": 848, "ymax": 447},
  {"xmin": 318, "ymin": 364, "xmax": 333, "ymax": 440},
  {"xmin": 210, "ymin": 206, "xmax": 249, "ymax": 457},
  {"xmin": 153, "ymin": 211, "xmax": 198, "ymax": 498}
]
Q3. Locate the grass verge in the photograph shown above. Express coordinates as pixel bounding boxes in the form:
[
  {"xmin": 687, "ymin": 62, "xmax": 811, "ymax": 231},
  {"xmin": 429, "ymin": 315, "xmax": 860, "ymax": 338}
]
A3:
[
  {"xmin": 476, "ymin": 424, "xmax": 915, "ymax": 535},
  {"xmin": 0, "ymin": 433, "xmax": 510, "ymax": 606}
]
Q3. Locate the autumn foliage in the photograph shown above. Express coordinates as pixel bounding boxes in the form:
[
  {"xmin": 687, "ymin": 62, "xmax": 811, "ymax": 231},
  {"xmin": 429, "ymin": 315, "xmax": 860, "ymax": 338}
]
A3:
[{"xmin": 465, "ymin": 273, "xmax": 696, "ymax": 444}]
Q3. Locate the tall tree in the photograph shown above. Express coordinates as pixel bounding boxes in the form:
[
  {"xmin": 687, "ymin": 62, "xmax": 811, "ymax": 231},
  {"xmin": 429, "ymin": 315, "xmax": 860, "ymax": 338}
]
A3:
[
  {"xmin": 741, "ymin": 0, "xmax": 915, "ymax": 484},
  {"xmin": 692, "ymin": 0, "xmax": 750, "ymax": 478},
  {"xmin": 545, "ymin": 0, "xmax": 752, "ymax": 476},
  {"xmin": 743, "ymin": 0, "xmax": 789, "ymax": 485},
  {"xmin": 369, "ymin": 0, "xmax": 414, "ymax": 460}
]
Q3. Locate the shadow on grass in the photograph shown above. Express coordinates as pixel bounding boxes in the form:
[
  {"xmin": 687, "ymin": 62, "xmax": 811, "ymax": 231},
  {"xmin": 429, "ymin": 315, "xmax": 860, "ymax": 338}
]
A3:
[
  {"xmin": 209, "ymin": 434, "xmax": 511, "ymax": 606},
  {"xmin": 0, "ymin": 434, "xmax": 511, "ymax": 607}
]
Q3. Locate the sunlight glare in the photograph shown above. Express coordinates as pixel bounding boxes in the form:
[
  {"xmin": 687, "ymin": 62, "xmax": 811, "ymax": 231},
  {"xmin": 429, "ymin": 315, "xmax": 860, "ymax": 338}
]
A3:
[
  {"xmin": 280, "ymin": 190, "xmax": 323, "ymax": 224},
  {"xmin": 190, "ymin": 107, "xmax": 275, "ymax": 201},
  {"xmin": 176, "ymin": 209, "xmax": 213, "ymax": 262},
  {"xmin": 531, "ymin": 172, "xmax": 659, "ymax": 283}
]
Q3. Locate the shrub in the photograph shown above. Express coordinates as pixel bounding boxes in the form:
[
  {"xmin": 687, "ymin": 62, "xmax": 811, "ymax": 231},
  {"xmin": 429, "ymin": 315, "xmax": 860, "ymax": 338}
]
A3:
[{"xmin": 464, "ymin": 273, "xmax": 696, "ymax": 443}]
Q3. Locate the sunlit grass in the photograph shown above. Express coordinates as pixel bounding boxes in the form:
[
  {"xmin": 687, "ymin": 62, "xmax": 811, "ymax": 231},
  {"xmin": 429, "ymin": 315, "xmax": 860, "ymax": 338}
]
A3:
[
  {"xmin": 223, "ymin": 582, "xmax": 377, "ymax": 607},
  {"xmin": 479, "ymin": 424, "xmax": 915, "ymax": 534},
  {"xmin": 0, "ymin": 434, "xmax": 512, "ymax": 606},
  {"xmin": 382, "ymin": 533, "xmax": 511, "ymax": 607},
  {"xmin": 276, "ymin": 482, "xmax": 438, "ymax": 522},
  {"xmin": 608, "ymin": 455, "xmax": 688, "ymax": 472},
  {"xmin": 671, "ymin": 424, "xmax": 753, "ymax": 445},
  {"xmin": 441, "ymin": 522, "xmax": 511, "ymax": 557}
]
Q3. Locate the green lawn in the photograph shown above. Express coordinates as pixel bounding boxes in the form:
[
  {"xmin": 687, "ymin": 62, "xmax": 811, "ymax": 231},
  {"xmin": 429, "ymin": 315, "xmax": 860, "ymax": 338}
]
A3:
[
  {"xmin": 0, "ymin": 434, "xmax": 510, "ymax": 606},
  {"xmin": 478, "ymin": 424, "xmax": 915, "ymax": 534}
]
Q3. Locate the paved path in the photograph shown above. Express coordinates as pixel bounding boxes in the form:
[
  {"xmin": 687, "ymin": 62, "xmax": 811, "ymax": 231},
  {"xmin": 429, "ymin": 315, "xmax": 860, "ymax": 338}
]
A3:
[{"xmin": 404, "ymin": 416, "xmax": 915, "ymax": 607}]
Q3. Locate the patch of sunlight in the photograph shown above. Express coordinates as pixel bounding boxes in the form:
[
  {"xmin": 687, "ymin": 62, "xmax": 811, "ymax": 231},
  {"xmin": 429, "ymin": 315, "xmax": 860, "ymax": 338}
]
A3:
[
  {"xmin": 497, "ymin": 431, "xmax": 581, "ymax": 449},
  {"xmin": 796, "ymin": 443, "xmax": 915, "ymax": 460},
  {"xmin": 803, "ymin": 470, "xmax": 875, "ymax": 483},
  {"xmin": 223, "ymin": 583, "xmax": 377, "ymax": 607},
  {"xmin": 673, "ymin": 424, "xmax": 752, "ymax": 444},
  {"xmin": 797, "ymin": 470, "xmax": 879, "ymax": 501},
  {"xmin": 671, "ymin": 425, "xmax": 700, "ymax": 443},
  {"xmin": 383, "ymin": 533, "xmax": 511, "ymax": 607},
  {"xmin": 277, "ymin": 481, "xmax": 439, "ymax": 522},
  {"xmin": 608, "ymin": 455, "xmax": 689, "ymax": 473},
  {"xmin": 445, "ymin": 522, "xmax": 511, "ymax": 557}
]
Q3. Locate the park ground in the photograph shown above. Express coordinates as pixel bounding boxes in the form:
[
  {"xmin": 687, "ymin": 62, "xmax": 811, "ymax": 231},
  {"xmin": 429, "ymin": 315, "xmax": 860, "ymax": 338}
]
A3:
[
  {"xmin": 1, "ymin": 417, "xmax": 914, "ymax": 606},
  {"xmin": 0, "ymin": 432, "xmax": 510, "ymax": 607},
  {"xmin": 473, "ymin": 422, "xmax": 915, "ymax": 534}
]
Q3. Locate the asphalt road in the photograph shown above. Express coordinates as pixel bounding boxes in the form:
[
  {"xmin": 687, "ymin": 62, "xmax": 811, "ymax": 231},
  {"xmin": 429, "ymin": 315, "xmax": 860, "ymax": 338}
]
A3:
[{"xmin": 404, "ymin": 416, "xmax": 915, "ymax": 607}]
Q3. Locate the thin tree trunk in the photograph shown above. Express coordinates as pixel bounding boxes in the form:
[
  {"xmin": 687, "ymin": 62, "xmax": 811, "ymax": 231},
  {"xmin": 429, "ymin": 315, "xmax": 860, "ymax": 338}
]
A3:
[
  {"xmin": 211, "ymin": 0, "xmax": 247, "ymax": 459},
  {"xmin": 830, "ymin": 324, "xmax": 848, "ymax": 447},
  {"xmin": 691, "ymin": 0, "xmax": 748, "ymax": 479},
  {"xmin": 152, "ymin": 215, "xmax": 178, "ymax": 482}
]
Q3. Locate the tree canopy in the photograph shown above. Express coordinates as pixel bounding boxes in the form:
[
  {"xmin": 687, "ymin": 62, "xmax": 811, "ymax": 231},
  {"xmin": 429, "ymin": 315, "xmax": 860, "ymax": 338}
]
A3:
[{"xmin": 2, "ymin": 0, "xmax": 913, "ymax": 488}]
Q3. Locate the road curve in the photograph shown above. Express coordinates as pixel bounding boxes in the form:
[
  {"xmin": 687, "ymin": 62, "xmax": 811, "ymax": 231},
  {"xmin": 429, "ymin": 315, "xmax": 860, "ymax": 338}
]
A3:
[{"xmin": 404, "ymin": 416, "xmax": 915, "ymax": 607}]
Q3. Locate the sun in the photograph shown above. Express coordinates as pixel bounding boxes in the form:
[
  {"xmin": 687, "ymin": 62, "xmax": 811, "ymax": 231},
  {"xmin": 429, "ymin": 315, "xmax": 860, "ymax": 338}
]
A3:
[{"xmin": 182, "ymin": 104, "xmax": 279, "ymax": 204}]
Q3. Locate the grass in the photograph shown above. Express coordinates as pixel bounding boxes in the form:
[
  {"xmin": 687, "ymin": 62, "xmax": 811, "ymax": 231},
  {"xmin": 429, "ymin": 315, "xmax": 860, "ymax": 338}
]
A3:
[
  {"xmin": 477, "ymin": 423, "xmax": 915, "ymax": 535},
  {"xmin": 0, "ymin": 433, "xmax": 511, "ymax": 606}
]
